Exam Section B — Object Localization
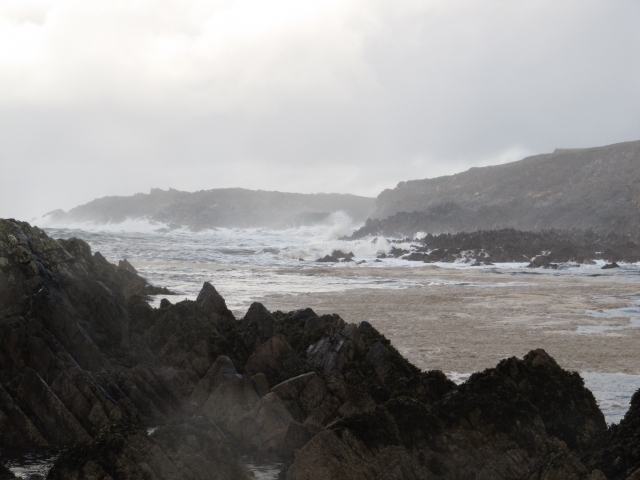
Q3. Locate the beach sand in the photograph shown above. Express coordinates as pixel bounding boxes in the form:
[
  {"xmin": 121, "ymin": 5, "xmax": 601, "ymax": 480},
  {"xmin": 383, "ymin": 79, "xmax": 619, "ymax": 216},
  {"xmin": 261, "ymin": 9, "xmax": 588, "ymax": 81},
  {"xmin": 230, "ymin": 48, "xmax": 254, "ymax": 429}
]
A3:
[{"xmin": 251, "ymin": 265, "xmax": 640, "ymax": 376}]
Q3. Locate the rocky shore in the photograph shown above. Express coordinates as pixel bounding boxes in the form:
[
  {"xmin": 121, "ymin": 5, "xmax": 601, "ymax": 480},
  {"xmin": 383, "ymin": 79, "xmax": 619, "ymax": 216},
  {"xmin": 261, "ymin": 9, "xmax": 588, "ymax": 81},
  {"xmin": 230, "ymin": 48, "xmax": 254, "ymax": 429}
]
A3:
[
  {"xmin": 1, "ymin": 218, "xmax": 640, "ymax": 479},
  {"xmin": 347, "ymin": 228, "xmax": 640, "ymax": 267}
]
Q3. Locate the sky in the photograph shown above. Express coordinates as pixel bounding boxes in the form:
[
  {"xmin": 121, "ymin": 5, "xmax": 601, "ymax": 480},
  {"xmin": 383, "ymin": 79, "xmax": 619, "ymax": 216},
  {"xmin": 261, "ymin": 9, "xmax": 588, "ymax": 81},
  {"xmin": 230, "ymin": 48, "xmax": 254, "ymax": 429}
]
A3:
[{"xmin": 1, "ymin": 0, "xmax": 639, "ymax": 221}]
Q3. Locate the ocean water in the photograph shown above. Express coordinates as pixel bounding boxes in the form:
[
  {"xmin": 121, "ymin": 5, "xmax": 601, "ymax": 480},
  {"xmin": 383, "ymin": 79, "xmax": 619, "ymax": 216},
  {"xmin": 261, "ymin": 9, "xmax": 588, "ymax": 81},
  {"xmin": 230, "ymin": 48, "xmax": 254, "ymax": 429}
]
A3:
[{"xmin": 41, "ymin": 215, "xmax": 425, "ymax": 313}]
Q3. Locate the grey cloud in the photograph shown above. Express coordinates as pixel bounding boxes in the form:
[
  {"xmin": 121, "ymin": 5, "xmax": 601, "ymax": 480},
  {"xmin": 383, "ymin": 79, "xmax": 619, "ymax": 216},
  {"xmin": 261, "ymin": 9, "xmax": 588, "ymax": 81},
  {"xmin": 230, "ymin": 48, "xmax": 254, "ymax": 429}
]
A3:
[{"xmin": 1, "ymin": 0, "xmax": 639, "ymax": 220}]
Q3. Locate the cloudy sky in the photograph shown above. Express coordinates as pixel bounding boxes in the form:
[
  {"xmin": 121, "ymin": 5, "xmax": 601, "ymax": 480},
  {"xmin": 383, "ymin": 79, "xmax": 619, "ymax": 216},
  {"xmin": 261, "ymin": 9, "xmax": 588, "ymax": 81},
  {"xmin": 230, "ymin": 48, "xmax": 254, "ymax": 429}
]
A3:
[{"xmin": 1, "ymin": 0, "xmax": 638, "ymax": 220}]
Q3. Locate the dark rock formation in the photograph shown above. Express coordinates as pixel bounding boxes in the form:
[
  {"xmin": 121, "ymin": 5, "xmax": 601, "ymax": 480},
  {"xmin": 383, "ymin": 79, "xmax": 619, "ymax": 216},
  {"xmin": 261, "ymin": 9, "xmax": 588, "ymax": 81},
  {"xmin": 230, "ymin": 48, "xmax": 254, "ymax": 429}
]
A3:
[
  {"xmin": 315, "ymin": 251, "xmax": 355, "ymax": 263},
  {"xmin": 285, "ymin": 349, "xmax": 607, "ymax": 480},
  {"xmin": 601, "ymin": 262, "xmax": 620, "ymax": 269},
  {"xmin": 361, "ymin": 228, "xmax": 640, "ymax": 266},
  {"xmin": 3, "ymin": 219, "xmax": 640, "ymax": 479},
  {"xmin": 43, "ymin": 188, "xmax": 375, "ymax": 230},
  {"xmin": 365, "ymin": 140, "xmax": 640, "ymax": 237},
  {"xmin": 196, "ymin": 282, "xmax": 234, "ymax": 319},
  {"xmin": 582, "ymin": 389, "xmax": 640, "ymax": 479}
]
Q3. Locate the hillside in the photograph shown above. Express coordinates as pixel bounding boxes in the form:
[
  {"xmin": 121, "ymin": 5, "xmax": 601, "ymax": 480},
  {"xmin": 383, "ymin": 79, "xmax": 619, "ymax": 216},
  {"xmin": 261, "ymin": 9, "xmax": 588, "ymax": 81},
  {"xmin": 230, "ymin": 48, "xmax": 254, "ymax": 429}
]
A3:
[
  {"xmin": 44, "ymin": 188, "xmax": 376, "ymax": 229},
  {"xmin": 363, "ymin": 140, "xmax": 640, "ymax": 237}
]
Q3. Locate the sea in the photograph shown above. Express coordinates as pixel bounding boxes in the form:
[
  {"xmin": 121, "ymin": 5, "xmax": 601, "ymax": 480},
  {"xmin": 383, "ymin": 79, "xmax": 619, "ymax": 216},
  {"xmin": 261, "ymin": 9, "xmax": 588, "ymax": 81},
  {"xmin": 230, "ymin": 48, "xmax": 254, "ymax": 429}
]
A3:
[{"xmin": 6, "ymin": 215, "xmax": 640, "ymax": 478}]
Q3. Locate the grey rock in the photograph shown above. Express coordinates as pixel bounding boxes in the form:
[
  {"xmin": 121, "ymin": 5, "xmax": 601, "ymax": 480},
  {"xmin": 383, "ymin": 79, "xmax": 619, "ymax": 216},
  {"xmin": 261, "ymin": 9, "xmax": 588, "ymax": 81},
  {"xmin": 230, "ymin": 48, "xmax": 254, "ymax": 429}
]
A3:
[{"xmin": 244, "ymin": 334, "xmax": 304, "ymax": 383}]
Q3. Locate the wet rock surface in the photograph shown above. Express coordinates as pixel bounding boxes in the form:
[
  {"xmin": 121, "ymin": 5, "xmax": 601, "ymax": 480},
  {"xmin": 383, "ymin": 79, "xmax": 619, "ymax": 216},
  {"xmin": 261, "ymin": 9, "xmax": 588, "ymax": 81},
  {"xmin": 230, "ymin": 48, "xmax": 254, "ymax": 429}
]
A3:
[{"xmin": 1, "ymin": 219, "xmax": 640, "ymax": 479}]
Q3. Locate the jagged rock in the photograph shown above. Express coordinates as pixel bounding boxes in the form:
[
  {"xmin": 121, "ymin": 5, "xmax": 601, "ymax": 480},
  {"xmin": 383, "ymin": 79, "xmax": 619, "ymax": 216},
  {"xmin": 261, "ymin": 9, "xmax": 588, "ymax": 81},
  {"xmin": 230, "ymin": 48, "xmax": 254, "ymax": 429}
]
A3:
[
  {"xmin": 271, "ymin": 372, "xmax": 340, "ymax": 432},
  {"xmin": 189, "ymin": 356, "xmax": 239, "ymax": 409},
  {"xmin": 244, "ymin": 334, "xmax": 305, "ymax": 384},
  {"xmin": 0, "ymin": 220, "xmax": 228, "ymax": 453},
  {"xmin": 242, "ymin": 302, "xmax": 278, "ymax": 348},
  {"xmin": 201, "ymin": 356, "xmax": 295, "ymax": 456},
  {"xmin": 196, "ymin": 282, "xmax": 234, "ymax": 319},
  {"xmin": 285, "ymin": 349, "xmax": 606, "ymax": 480}
]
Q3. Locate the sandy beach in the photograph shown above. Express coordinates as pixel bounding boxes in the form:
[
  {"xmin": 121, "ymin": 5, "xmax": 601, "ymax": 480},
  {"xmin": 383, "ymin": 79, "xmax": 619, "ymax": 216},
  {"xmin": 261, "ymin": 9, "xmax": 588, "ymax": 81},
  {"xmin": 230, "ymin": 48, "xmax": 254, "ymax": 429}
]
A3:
[{"xmin": 252, "ymin": 265, "xmax": 640, "ymax": 377}]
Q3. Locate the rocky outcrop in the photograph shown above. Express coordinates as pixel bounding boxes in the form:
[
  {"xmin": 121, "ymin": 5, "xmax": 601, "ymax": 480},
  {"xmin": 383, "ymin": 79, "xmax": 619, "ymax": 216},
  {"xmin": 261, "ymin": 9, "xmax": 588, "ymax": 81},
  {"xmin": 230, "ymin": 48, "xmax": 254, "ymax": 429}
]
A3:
[
  {"xmin": 284, "ymin": 349, "xmax": 608, "ymax": 480},
  {"xmin": 353, "ymin": 228, "xmax": 640, "ymax": 266}
]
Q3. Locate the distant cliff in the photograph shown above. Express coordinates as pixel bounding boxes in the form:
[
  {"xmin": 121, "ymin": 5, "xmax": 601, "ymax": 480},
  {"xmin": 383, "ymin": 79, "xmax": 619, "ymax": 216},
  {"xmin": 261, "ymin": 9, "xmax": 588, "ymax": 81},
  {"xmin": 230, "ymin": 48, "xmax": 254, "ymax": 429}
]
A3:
[
  {"xmin": 45, "ymin": 188, "xmax": 376, "ymax": 230},
  {"xmin": 361, "ymin": 140, "xmax": 640, "ymax": 237}
]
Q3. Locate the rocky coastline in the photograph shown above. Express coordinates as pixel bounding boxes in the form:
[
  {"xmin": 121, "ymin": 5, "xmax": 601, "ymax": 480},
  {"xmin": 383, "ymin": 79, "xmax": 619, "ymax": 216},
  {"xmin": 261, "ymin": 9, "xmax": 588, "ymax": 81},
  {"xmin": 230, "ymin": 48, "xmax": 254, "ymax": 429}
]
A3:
[
  {"xmin": 344, "ymin": 228, "xmax": 640, "ymax": 267},
  {"xmin": 1, "ymin": 218, "xmax": 640, "ymax": 479}
]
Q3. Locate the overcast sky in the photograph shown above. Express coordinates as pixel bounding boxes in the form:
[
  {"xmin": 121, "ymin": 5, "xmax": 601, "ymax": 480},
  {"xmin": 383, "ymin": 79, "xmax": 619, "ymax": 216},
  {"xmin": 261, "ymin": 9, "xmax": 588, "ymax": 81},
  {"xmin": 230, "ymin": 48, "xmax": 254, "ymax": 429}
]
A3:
[{"xmin": 1, "ymin": 0, "xmax": 639, "ymax": 220}]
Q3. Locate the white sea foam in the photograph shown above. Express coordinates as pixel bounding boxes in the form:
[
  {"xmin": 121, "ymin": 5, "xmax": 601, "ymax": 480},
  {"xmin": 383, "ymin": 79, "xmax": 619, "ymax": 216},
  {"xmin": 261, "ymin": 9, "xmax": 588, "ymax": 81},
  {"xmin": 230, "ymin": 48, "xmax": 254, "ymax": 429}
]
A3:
[{"xmin": 577, "ymin": 296, "xmax": 640, "ymax": 334}]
